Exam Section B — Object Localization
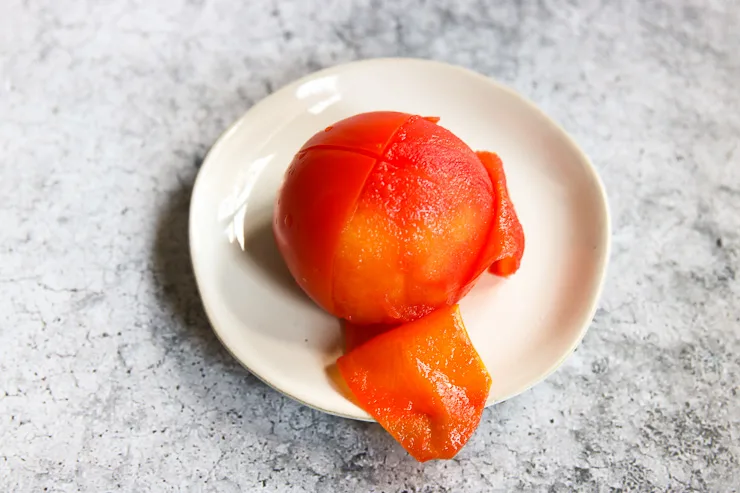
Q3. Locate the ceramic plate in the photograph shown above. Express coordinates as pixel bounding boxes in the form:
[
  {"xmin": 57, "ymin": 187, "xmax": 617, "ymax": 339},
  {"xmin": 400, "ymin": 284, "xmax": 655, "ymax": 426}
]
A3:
[{"xmin": 189, "ymin": 58, "xmax": 610, "ymax": 421}]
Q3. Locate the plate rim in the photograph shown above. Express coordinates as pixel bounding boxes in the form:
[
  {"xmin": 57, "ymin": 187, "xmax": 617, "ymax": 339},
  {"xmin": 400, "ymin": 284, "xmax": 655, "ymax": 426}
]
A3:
[{"xmin": 189, "ymin": 57, "xmax": 612, "ymax": 421}]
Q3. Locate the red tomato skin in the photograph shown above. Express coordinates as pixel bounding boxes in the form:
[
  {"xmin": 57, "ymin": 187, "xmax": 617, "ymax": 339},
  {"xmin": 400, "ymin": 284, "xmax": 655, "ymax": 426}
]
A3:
[
  {"xmin": 468, "ymin": 151, "xmax": 525, "ymax": 280},
  {"xmin": 301, "ymin": 111, "xmax": 413, "ymax": 158},
  {"xmin": 337, "ymin": 304, "xmax": 491, "ymax": 462},
  {"xmin": 273, "ymin": 148, "xmax": 378, "ymax": 313}
]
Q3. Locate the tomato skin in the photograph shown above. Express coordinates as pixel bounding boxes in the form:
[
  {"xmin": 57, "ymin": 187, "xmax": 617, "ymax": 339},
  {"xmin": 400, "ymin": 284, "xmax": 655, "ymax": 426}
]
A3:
[
  {"xmin": 301, "ymin": 111, "xmax": 412, "ymax": 157},
  {"xmin": 471, "ymin": 151, "xmax": 525, "ymax": 279},
  {"xmin": 274, "ymin": 148, "xmax": 378, "ymax": 313},
  {"xmin": 337, "ymin": 304, "xmax": 491, "ymax": 462}
]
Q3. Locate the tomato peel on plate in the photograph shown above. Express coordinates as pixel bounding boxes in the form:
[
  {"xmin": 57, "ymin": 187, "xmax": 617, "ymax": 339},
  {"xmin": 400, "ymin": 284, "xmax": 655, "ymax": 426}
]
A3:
[
  {"xmin": 338, "ymin": 304, "xmax": 492, "ymax": 462},
  {"xmin": 477, "ymin": 151, "xmax": 525, "ymax": 277}
]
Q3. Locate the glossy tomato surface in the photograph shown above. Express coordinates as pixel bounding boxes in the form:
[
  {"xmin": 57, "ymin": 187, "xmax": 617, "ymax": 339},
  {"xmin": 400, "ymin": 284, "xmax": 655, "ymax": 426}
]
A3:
[
  {"xmin": 274, "ymin": 112, "xmax": 524, "ymax": 325},
  {"xmin": 337, "ymin": 304, "xmax": 491, "ymax": 462}
]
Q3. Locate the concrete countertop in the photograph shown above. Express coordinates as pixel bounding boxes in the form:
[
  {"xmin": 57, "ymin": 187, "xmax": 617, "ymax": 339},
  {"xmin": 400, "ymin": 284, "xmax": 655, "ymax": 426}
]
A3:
[{"xmin": 1, "ymin": 0, "xmax": 738, "ymax": 490}]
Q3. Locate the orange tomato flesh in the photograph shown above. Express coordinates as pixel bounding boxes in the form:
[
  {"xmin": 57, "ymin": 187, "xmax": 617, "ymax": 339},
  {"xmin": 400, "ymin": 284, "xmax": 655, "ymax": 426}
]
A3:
[
  {"xmin": 332, "ymin": 115, "xmax": 494, "ymax": 324},
  {"xmin": 337, "ymin": 304, "xmax": 491, "ymax": 462}
]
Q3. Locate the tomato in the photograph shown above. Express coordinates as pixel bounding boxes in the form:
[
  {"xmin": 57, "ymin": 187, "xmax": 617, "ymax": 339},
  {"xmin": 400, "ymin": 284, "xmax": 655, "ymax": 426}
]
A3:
[
  {"xmin": 337, "ymin": 304, "xmax": 491, "ymax": 462},
  {"xmin": 273, "ymin": 112, "xmax": 412, "ymax": 313},
  {"xmin": 275, "ymin": 112, "xmax": 526, "ymax": 462},
  {"xmin": 275, "ymin": 112, "xmax": 524, "ymax": 325}
]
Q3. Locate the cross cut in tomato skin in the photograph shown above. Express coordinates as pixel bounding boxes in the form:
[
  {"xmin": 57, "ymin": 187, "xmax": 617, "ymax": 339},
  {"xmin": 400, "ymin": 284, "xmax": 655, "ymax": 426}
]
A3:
[
  {"xmin": 301, "ymin": 111, "xmax": 412, "ymax": 158},
  {"xmin": 337, "ymin": 304, "xmax": 492, "ymax": 462}
]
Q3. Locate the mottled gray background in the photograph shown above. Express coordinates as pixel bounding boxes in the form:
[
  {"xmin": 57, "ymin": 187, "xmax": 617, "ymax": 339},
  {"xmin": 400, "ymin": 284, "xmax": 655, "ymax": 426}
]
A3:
[{"xmin": 1, "ymin": 0, "xmax": 739, "ymax": 491}]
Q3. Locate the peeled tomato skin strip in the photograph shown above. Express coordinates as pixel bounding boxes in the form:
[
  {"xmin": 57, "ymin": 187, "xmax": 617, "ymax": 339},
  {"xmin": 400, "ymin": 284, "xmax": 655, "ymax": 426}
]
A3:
[
  {"xmin": 476, "ymin": 151, "xmax": 525, "ymax": 277},
  {"xmin": 458, "ymin": 151, "xmax": 525, "ymax": 296},
  {"xmin": 337, "ymin": 304, "xmax": 492, "ymax": 462}
]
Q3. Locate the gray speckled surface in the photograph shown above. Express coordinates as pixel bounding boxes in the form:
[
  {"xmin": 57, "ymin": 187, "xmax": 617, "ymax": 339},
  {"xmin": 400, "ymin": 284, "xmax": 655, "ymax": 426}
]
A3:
[{"xmin": 1, "ymin": 0, "xmax": 739, "ymax": 491}]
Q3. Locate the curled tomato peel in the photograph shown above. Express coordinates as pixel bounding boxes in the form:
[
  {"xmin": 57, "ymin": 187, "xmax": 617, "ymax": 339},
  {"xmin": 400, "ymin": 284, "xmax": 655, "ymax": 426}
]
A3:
[{"xmin": 337, "ymin": 304, "xmax": 491, "ymax": 462}]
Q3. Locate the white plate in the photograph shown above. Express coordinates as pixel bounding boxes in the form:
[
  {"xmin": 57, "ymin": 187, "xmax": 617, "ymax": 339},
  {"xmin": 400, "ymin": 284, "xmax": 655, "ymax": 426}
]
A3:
[{"xmin": 190, "ymin": 58, "xmax": 610, "ymax": 421}]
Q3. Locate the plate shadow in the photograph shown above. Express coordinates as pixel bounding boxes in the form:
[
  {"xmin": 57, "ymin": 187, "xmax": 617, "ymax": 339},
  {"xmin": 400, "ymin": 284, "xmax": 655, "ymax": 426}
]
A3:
[
  {"xmin": 152, "ymin": 171, "xmax": 242, "ymax": 368},
  {"xmin": 242, "ymin": 213, "xmax": 312, "ymax": 306}
]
